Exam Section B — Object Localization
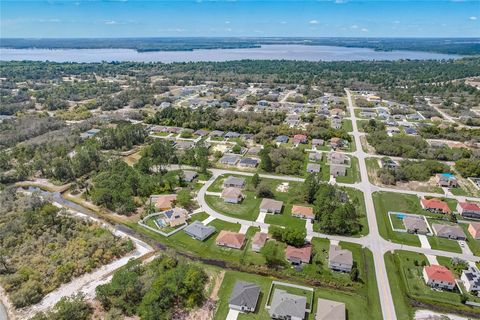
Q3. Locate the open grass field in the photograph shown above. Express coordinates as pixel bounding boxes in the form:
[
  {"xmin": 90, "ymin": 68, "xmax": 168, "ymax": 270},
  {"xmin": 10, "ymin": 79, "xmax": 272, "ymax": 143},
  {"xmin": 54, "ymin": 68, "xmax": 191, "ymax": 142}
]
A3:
[
  {"xmin": 205, "ymin": 194, "xmax": 260, "ymax": 221},
  {"xmin": 342, "ymin": 119, "xmax": 353, "ymax": 132},
  {"xmin": 384, "ymin": 250, "xmax": 480, "ymax": 319}
]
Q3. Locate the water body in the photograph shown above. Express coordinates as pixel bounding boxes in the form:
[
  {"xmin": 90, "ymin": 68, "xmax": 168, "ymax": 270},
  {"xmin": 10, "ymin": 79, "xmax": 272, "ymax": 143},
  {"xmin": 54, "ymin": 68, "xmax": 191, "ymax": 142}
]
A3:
[{"xmin": 0, "ymin": 44, "xmax": 461, "ymax": 63}]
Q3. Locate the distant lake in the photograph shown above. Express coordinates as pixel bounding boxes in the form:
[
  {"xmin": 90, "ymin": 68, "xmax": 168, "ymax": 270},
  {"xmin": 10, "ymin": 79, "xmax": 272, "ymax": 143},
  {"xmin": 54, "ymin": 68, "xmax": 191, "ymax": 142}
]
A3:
[{"xmin": 0, "ymin": 45, "xmax": 461, "ymax": 63}]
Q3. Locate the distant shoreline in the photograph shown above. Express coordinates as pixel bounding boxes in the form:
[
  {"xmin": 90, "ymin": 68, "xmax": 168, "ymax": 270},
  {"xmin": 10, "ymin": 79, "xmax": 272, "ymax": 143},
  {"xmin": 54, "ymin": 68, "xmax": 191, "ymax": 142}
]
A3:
[{"xmin": 1, "ymin": 37, "xmax": 479, "ymax": 55}]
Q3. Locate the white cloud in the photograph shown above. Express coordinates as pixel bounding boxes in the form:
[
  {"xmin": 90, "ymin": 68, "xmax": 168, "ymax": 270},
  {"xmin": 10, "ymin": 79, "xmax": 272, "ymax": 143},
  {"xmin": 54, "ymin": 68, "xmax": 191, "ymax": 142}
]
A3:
[
  {"xmin": 158, "ymin": 28, "xmax": 186, "ymax": 33},
  {"xmin": 394, "ymin": 20, "xmax": 400, "ymax": 24},
  {"xmin": 104, "ymin": 20, "xmax": 117, "ymax": 25},
  {"xmin": 350, "ymin": 24, "xmax": 358, "ymax": 29},
  {"xmin": 470, "ymin": 16, "xmax": 478, "ymax": 21},
  {"xmin": 226, "ymin": 28, "xmax": 232, "ymax": 32},
  {"xmin": 361, "ymin": 28, "xmax": 368, "ymax": 32},
  {"xmin": 309, "ymin": 19, "xmax": 319, "ymax": 24},
  {"xmin": 225, "ymin": 20, "xmax": 230, "ymax": 24},
  {"xmin": 280, "ymin": 21, "xmax": 287, "ymax": 24}
]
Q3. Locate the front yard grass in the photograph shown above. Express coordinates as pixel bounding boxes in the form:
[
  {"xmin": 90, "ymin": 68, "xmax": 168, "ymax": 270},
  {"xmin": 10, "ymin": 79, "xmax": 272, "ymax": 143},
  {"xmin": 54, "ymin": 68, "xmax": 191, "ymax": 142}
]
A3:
[
  {"xmin": 384, "ymin": 250, "xmax": 480, "ymax": 319},
  {"xmin": 459, "ymin": 222, "xmax": 480, "ymax": 256},
  {"xmin": 205, "ymin": 194, "xmax": 260, "ymax": 221}
]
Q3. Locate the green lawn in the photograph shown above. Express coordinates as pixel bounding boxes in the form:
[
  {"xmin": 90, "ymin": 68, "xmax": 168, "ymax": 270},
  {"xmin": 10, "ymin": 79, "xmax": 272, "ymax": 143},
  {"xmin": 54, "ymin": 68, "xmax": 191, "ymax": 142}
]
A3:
[
  {"xmin": 190, "ymin": 211, "xmax": 210, "ymax": 222},
  {"xmin": 384, "ymin": 250, "xmax": 480, "ymax": 318},
  {"xmin": 365, "ymin": 157, "xmax": 380, "ymax": 184},
  {"xmin": 342, "ymin": 119, "xmax": 353, "ymax": 132},
  {"xmin": 373, "ymin": 192, "xmax": 422, "ymax": 246},
  {"xmin": 205, "ymin": 194, "xmax": 260, "ymax": 221},
  {"xmin": 264, "ymin": 205, "xmax": 307, "ymax": 230},
  {"xmin": 427, "ymin": 236, "xmax": 462, "ymax": 253},
  {"xmin": 356, "ymin": 120, "xmax": 369, "ymax": 132}
]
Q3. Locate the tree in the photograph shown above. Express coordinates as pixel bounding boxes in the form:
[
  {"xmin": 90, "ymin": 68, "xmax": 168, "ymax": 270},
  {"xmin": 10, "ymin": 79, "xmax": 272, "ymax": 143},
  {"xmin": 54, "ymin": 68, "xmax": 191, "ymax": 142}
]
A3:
[
  {"xmin": 256, "ymin": 182, "xmax": 274, "ymax": 198},
  {"xmin": 303, "ymin": 173, "xmax": 321, "ymax": 204},
  {"xmin": 232, "ymin": 144, "xmax": 242, "ymax": 154},
  {"xmin": 350, "ymin": 263, "xmax": 359, "ymax": 282},
  {"xmin": 260, "ymin": 241, "xmax": 285, "ymax": 267},
  {"xmin": 176, "ymin": 189, "xmax": 193, "ymax": 209},
  {"xmin": 259, "ymin": 149, "xmax": 273, "ymax": 172},
  {"xmin": 251, "ymin": 173, "xmax": 260, "ymax": 188},
  {"xmin": 281, "ymin": 227, "xmax": 306, "ymax": 247}
]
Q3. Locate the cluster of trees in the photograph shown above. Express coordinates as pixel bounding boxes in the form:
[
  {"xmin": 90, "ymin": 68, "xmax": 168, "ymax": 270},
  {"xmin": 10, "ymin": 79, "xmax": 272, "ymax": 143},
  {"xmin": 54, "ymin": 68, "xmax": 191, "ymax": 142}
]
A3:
[
  {"xmin": 303, "ymin": 175, "xmax": 361, "ymax": 235},
  {"xmin": 96, "ymin": 255, "xmax": 207, "ymax": 320},
  {"xmin": 98, "ymin": 122, "xmax": 147, "ymax": 151},
  {"xmin": 367, "ymin": 131, "xmax": 471, "ymax": 161},
  {"xmin": 419, "ymin": 125, "xmax": 480, "ymax": 143},
  {"xmin": 455, "ymin": 158, "xmax": 480, "ymax": 178},
  {"xmin": 89, "ymin": 159, "xmax": 181, "ymax": 214},
  {"xmin": 270, "ymin": 226, "xmax": 307, "ymax": 247},
  {"xmin": 0, "ymin": 191, "xmax": 132, "ymax": 308},
  {"xmin": 32, "ymin": 294, "xmax": 92, "ymax": 320},
  {"xmin": 259, "ymin": 146, "xmax": 305, "ymax": 175},
  {"xmin": 377, "ymin": 159, "xmax": 450, "ymax": 185},
  {"xmin": 0, "ymin": 115, "xmax": 65, "ymax": 149}
]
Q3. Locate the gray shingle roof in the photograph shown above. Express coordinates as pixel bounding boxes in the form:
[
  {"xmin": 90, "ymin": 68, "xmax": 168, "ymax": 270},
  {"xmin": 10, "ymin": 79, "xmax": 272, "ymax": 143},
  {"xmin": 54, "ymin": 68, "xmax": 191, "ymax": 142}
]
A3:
[
  {"xmin": 229, "ymin": 281, "xmax": 260, "ymax": 310},
  {"xmin": 269, "ymin": 289, "xmax": 307, "ymax": 319},
  {"xmin": 184, "ymin": 221, "xmax": 216, "ymax": 241}
]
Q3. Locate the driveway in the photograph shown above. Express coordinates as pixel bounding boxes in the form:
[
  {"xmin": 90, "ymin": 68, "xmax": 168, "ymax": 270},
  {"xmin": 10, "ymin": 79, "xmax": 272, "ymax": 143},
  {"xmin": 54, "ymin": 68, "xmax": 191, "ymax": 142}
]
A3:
[
  {"xmin": 418, "ymin": 235, "xmax": 431, "ymax": 249},
  {"xmin": 226, "ymin": 308, "xmax": 240, "ymax": 320}
]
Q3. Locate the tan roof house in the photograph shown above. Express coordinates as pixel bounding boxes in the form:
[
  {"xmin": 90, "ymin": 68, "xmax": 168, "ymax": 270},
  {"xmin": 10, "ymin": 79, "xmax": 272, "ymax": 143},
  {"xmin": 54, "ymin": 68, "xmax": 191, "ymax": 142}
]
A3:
[
  {"xmin": 315, "ymin": 298, "xmax": 345, "ymax": 320},
  {"xmin": 216, "ymin": 230, "xmax": 246, "ymax": 249},
  {"xmin": 291, "ymin": 205, "xmax": 315, "ymax": 220},
  {"xmin": 251, "ymin": 232, "xmax": 268, "ymax": 252},
  {"xmin": 221, "ymin": 187, "xmax": 244, "ymax": 204},
  {"xmin": 285, "ymin": 245, "xmax": 312, "ymax": 265},
  {"xmin": 328, "ymin": 245, "xmax": 353, "ymax": 272},
  {"xmin": 154, "ymin": 194, "xmax": 177, "ymax": 210},
  {"xmin": 163, "ymin": 207, "xmax": 188, "ymax": 227},
  {"xmin": 260, "ymin": 198, "xmax": 283, "ymax": 214}
]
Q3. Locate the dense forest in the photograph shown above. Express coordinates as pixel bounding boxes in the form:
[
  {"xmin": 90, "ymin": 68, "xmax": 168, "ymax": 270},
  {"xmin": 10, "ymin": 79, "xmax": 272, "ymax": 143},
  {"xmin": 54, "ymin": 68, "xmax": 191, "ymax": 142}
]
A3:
[
  {"xmin": 0, "ymin": 189, "xmax": 133, "ymax": 308},
  {"xmin": 95, "ymin": 255, "xmax": 208, "ymax": 320}
]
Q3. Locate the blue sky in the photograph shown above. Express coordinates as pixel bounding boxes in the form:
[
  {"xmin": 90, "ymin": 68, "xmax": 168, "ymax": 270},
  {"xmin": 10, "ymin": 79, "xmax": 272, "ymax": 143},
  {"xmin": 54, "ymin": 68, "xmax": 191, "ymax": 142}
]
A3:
[{"xmin": 1, "ymin": 0, "xmax": 479, "ymax": 38}]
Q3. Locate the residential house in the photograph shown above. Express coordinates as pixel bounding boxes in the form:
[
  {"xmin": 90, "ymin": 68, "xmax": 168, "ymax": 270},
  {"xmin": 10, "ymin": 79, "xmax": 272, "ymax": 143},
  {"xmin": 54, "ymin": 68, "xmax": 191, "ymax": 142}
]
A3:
[
  {"xmin": 315, "ymin": 298, "xmax": 345, "ymax": 320},
  {"xmin": 461, "ymin": 266, "xmax": 480, "ymax": 293},
  {"xmin": 194, "ymin": 129, "xmax": 209, "ymax": 136},
  {"xmin": 330, "ymin": 164, "xmax": 347, "ymax": 177},
  {"xmin": 403, "ymin": 216, "xmax": 429, "ymax": 235},
  {"xmin": 238, "ymin": 157, "xmax": 259, "ymax": 168},
  {"xmin": 291, "ymin": 205, "xmax": 315, "ymax": 220},
  {"xmin": 247, "ymin": 146, "xmax": 263, "ymax": 156},
  {"xmin": 386, "ymin": 126, "xmax": 400, "ymax": 135},
  {"xmin": 221, "ymin": 187, "xmax": 244, "ymax": 204},
  {"xmin": 329, "ymin": 108, "xmax": 344, "ymax": 116},
  {"xmin": 219, "ymin": 154, "xmax": 241, "ymax": 165},
  {"xmin": 468, "ymin": 223, "xmax": 480, "ymax": 240},
  {"xmin": 457, "ymin": 202, "xmax": 480, "ymax": 220},
  {"xmin": 380, "ymin": 158, "xmax": 398, "ymax": 169},
  {"xmin": 327, "ymin": 151, "xmax": 348, "ymax": 165},
  {"xmin": 182, "ymin": 170, "xmax": 198, "ymax": 182},
  {"xmin": 330, "ymin": 137, "xmax": 344, "ymax": 149},
  {"xmin": 228, "ymin": 281, "xmax": 261, "ymax": 313},
  {"xmin": 307, "ymin": 163, "xmax": 321, "ymax": 173},
  {"xmin": 251, "ymin": 232, "xmax": 268, "ymax": 252},
  {"xmin": 175, "ymin": 140, "xmax": 195, "ymax": 150},
  {"xmin": 268, "ymin": 289, "xmax": 307, "ymax": 320},
  {"xmin": 260, "ymin": 198, "xmax": 284, "ymax": 214},
  {"xmin": 210, "ymin": 130, "xmax": 224, "ymax": 138},
  {"xmin": 163, "ymin": 207, "xmax": 188, "ymax": 227},
  {"xmin": 285, "ymin": 245, "xmax": 312, "ymax": 265},
  {"xmin": 435, "ymin": 173, "xmax": 458, "ymax": 188},
  {"xmin": 153, "ymin": 194, "xmax": 177, "ymax": 211},
  {"xmin": 225, "ymin": 131, "xmax": 241, "ymax": 139},
  {"xmin": 215, "ymin": 230, "xmax": 246, "ymax": 249},
  {"xmin": 423, "ymin": 265, "xmax": 456, "ymax": 290},
  {"xmin": 276, "ymin": 135, "xmax": 289, "ymax": 144},
  {"xmin": 330, "ymin": 116, "xmax": 342, "ymax": 129},
  {"xmin": 308, "ymin": 152, "xmax": 322, "ymax": 162},
  {"xmin": 184, "ymin": 221, "xmax": 216, "ymax": 241},
  {"xmin": 80, "ymin": 128, "xmax": 101, "ymax": 139},
  {"xmin": 293, "ymin": 134, "xmax": 308, "ymax": 145},
  {"xmin": 312, "ymin": 139, "xmax": 324, "ymax": 149},
  {"xmin": 405, "ymin": 127, "xmax": 418, "ymax": 135},
  {"xmin": 432, "ymin": 223, "xmax": 466, "ymax": 240},
  {"xmin": 223, "ymin": 176, "xmax": 246, "ymax": 188},
  {"xmin": 328, "ymin": 245, "xmax": 353, "ymax": 272},
  {"xmin": 420, "ymin": 198, "xmax": 451, "ymax": 214}
]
